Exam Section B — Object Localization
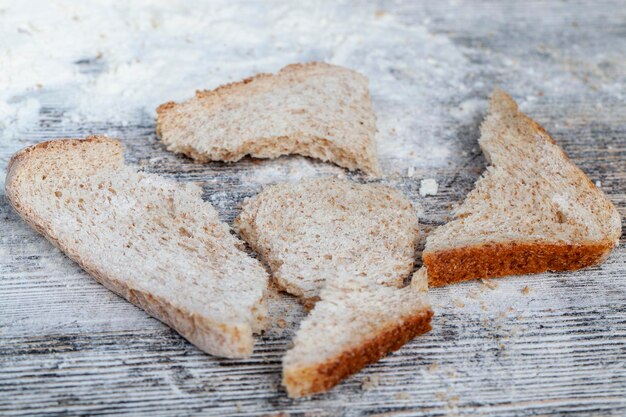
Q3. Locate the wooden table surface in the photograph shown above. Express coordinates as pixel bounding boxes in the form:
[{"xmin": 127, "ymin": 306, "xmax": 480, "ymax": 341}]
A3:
[{"xmin": 1, "ymin": 1, "xmax": 625, "ymax": 416}]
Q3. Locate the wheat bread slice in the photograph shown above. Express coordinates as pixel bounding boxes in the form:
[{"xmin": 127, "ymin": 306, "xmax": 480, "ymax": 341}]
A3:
[
  {"xmin": 5, "ymin": 136, "xmax": 269, "ymax": 358},
  {"xmin": 423, "ymin": 89, "xmax": 622, "ymax": 287},
  {"xmin": 156, "ymin": 62, "xmax": 381, "ymax": 176},
  {"xmin": 234, "ymin": 177, "xmax": 419, "ymax": 303},
  {"xmin": 234, "ymin": 177, "xmax": 429, "ymax": 396},
  {"xmin": 283, "ymin": 274, "xmax": 432, "ymax": 398}
]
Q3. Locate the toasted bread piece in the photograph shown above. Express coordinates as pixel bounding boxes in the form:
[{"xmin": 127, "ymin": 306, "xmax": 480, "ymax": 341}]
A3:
[
  {"xmin": 235, "ymin": 177, "xmax": 429, "ymax": 397},
  {"xmin": 156, "ymin": 62, "xmax": 381, "ymax": 176},
  {"xmin": 5, "ymin": 136, "xmax": 268, "ymax": 358},
  {"xmin": 235, "ymin": 177, "xmax": 419, "ymax": 303},
  {"xmin": 423, "ymin": 89, "xmax": 622, "ymax": 286},
  {"xmin": 283, "ymin": 275, "xmax": 432, "ymax": 398}
]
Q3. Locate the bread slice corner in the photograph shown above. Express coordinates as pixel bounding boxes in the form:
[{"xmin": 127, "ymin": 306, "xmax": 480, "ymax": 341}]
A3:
[{"xmin": 423, "ymin": 89, "xmax": 622, "ymax": 287}]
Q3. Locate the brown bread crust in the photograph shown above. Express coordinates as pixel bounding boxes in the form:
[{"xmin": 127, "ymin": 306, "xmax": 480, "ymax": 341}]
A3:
[
  {"xmin": 424, "ymin": 241, "xmax": 615, "ymax": 287},
  {"xmin": 423, "ymin": 90, "xmax": 621, "ymax": 286},
  {"xmin": 283, "ymin": 308, "xmax": 433, "ymax": 398}
]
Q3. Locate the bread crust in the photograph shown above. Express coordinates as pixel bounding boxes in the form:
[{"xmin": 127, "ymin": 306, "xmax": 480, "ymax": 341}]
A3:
[
  {"xmin": 6, "ymin": 135, "xmax": 121, "ymax": 175},
  {"xmin": 5, "ymin": 137, "xmax": 258, "ymax": 358},
  {"xmin": 424, "ymin": 241, "xmax": 616, "ymax": 287},
  {"xmin": 283, "ymin": 308, "xmax": 433, "ymax": 398}
]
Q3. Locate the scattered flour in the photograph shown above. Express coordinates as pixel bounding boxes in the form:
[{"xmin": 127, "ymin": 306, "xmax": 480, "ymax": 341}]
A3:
[
  {"xmin": 0, "ymin": 98, "xmax": 41, "ymax": 140},
  {"xmin": 242, "ymin": 157, "xmax": 344, "ymax": 188},
  {"xmin": 419, "ymin": 178, "xmax": 439, "ymax": 196},
  {"xmin": 450, "ymin": 98, "xmax": 487, "ymax": 122},
  {"xmin": 1, "ymin": 0, "xmax": 620, "ymax": 184},
  {"xmin": 0, "ymin": 0, "xmax": 474, "ymax": 175},
  {"xmin": 0, "ymin": 97, "xmax": 41, "ymax": 190}
]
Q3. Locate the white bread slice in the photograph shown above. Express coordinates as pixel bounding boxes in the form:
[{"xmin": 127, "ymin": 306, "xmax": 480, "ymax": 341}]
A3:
[
  {"xmin": 234, "ymin": 177, "xmax": 419, "ymax": 303},
  {"xmin": 156, "ymin": 62, "xmax": 381, "ymax": 176},
  {"xmin": 283, "ymin": 275, "xmax": 432, "ymax": 398},
  {"xmin": 423, "ymin": 89, "xmax": 622, "ymax": 287},
  {"xmin": 5, "ymin": 136, "xmax": 269, "ymax": 358}
]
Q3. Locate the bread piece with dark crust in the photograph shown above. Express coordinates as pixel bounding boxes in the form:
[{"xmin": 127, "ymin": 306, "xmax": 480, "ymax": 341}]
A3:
[
  {"xmin": 283, "ymin": 275, "xmax": 432, "ymax": 398},
  {"xmin": 234, "ymin": 177, "xmax": 430, "ymax": 397},
  {"xmin": 423, "ymin": 89, "xmax": 621, "ymax": 286}
]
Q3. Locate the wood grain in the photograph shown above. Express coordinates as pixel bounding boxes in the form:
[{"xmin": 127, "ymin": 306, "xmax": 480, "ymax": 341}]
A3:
[{"xmin": 1, "ymin": 1, "xmax": 625, "ymax": 416}]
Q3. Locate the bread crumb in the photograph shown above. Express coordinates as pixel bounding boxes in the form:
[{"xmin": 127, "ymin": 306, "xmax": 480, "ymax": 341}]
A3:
[
  {"xmin": 407, "ymin": 167, "xmax": 415, "ymax": 177},
  {"xmin": 428, "ymin": 362, "xmax": 439, "ymax": 372},
  {"xmin": 521, "ymin": 286, "xmax": 531, "ymax": 295},
  {"xmin": 411, "ymin": 267, "xmax": 429, "ymax": 292},
  {"xmin": 419, "ymin": 178, "xmax": 438, "ymax": 196},
  {"xmin": 466, "ymin": 289, "xmax": 481, "ymax": 299},
  {"xmin": 277, "ymin": 318, "xmax": 287, "ymax": 328},
  {"xmin": 361, "ymin": 375, "xmax": 380, "ymax": 390},
  {"xmin": 375, "ymin": 10, "xmax": 387, "ymax": 18},
  {"xmin": 436, "ymin": 391, "xmax": 447, "ymax": 401},
  {"xmin": 595, "ymin": 180, "xmax": 602, "ymax": 188},
  {"xmin": 481, "ymin": 278, "xmax": 498, "ymax": 290},
  {"xmin": 453, "ymin": 299, "xmax": 465, "ymax": 308},
  {"xmin": 395, "ymin": 392, "xmax": 410, "ymax": 401}
]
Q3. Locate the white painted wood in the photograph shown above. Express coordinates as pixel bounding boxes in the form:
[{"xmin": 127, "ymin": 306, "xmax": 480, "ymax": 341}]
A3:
[{"xmin": 1, "ymin": 1, "xmax": 625, "ymax": 415}]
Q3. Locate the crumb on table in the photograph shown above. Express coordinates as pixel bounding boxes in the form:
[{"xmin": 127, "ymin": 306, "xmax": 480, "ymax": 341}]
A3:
[
  {"xmin": 419, "ymin": 178, "xmax": 438, "ymax": 196},
  {"xmin": 361, "ymin": 375, "xmax": 380, "ymax": 390}
]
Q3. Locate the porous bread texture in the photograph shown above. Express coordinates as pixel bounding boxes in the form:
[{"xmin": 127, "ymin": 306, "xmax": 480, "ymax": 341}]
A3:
[
  {"xmin": 5, "ymin": 136, "xmax": 269, "ymax": 358},
  {"xmin": 283, "ymin": 276, "xmax": 432, "ymax": 398},
  {"xmin": 423, "ymin": 89, "xmax": 622, "ymax": 286},
  {"xmin": 235, "ymin": 177, "xmax": 419, "ymax": 303},
  {"xmin": 156, "ymin": 62, "xmax": 381, "ymax": 176}
]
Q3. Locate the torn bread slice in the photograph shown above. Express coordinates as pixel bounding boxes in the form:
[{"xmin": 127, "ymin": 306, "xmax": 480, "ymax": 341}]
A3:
[
  {"xmin": 423, "ymin": 89, "xmax": 622, "ymax": 287},
  {"xmin": 5, "ymin": 136, "xmax": 268, "ymax": 358},
  {"xmin": 156, "ymin": 62, "xmax": 381, "ymax": 176},
  {"xmin": 235, "ymin": 177, "xmax": 419, "ymax": 303},
  {"xmin": 283, "ymin": 275, "xmax": 433, "ymax": 398}
]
